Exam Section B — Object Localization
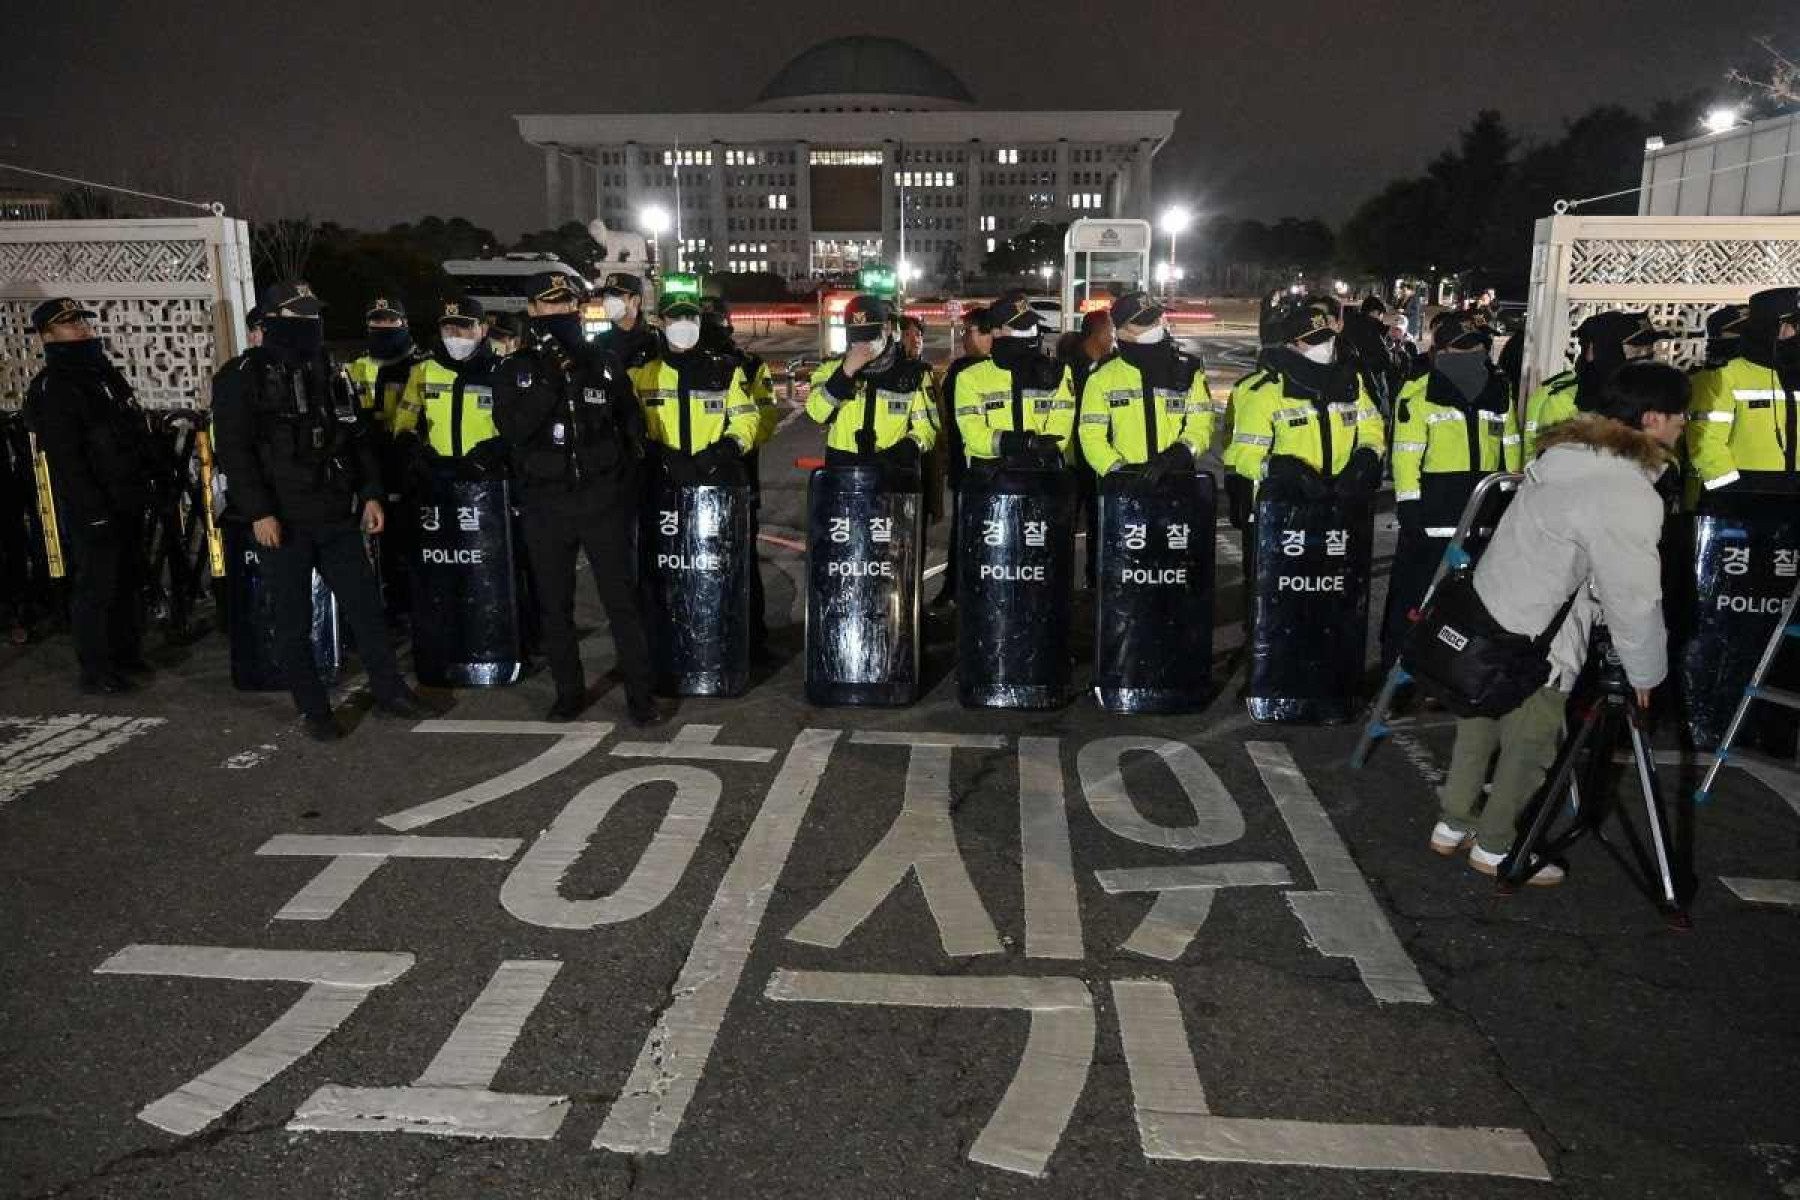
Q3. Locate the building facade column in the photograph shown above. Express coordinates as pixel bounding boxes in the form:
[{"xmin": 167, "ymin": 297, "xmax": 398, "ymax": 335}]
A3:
[
  {"xmin": 881, "ymin": 141, "xmax": 899, "ymax": 263},
  {"xmin": 543, "ymin": 147, "xmax": 563, "ymax": 230},
  {"xmin": 1127, "ymin": 140, "xmax": 1155, "ymax": 220},
  {"xmin": 707, "ymin": 141, "xmax": 727, "ymax": 274},
  {"xmin": 964, "ymin": 141, "xmax": 985, "ymax": 285},
  {"xmin": 793, "ymin": 141, "xmax": 812, "ymax": 279}
]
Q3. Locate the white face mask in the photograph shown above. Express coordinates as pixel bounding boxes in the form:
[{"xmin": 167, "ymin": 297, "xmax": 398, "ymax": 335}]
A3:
[
  {"xmin": 601, "ymin": 295, "xmax": 630, "ymax": 322},
  {"xmin": 1128, "ymin": 323, "xmax": 1168, "ymax": 345},
  {"xmin": 1298, "ymin": 339, "xmax": 1336, "ymax": 364},
  {"xmin": 665, "ymin": 319, "xmax": 700, "ymax": 352},
  {"xmin": 859, "ymin": 333, "xmax": 891, "ymax": 358},
  {"xmin": 443, "ymin": 335, "xmax": 481, "ymax": 362}
]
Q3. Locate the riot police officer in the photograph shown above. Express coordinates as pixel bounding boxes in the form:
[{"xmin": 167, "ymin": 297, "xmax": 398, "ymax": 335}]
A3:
[
  {"xmin": 1077, "ymin": 290, "xmax": 1216, "ymax": 480},
  {"xmin": 930, "ymin": 305, "xmax": 996, "ymax": 609},
  {"xmin": 210, "ymin": 281, "xmax": 428, "ymax": 739},
  {"xmin": 956, "ymin": 291, "xmax": 1074, "ymax": 470},
  {"xmin": 245, "ymin": 304, "xmax": 266, "ymax": 349},
  {"xmin": 1382, "ymin": 310, "xmax": 1521, "ymax": 667},
  {"xmin": 698, "ymin": 295, "xmax": 776, "ymax": 657},
  {"xmin": 1225, "ymin": 301, "xmax": 1386, "ymax": 500},
  {"xmin": 804, "ymin": 295, "xmax": 938, "ymax": 468},
  {"xmin": 632, "ymin": 295, "xmax": 760, "ymax": 482},
  {"xmin": 346, "ymin": 295, "xmax": 425, "ymax": 433},
  {"xmin": 1689, "ymin": 287, "xmax": 1800, "ymax": 499},
  {"xmin": 1522, "ymin": 310, "xmax": 1667, "ymax": 459},
  {"xmin": 395, "ymin": 297, "xmax": 506, "ymax": 470},
  {"xmin": 1699, "ymin": 304, "xmax": 1748, "ymax": 372},
  {"xmin": 593, "ymin": 272, "xmax": 660, "ymax": 370},
  {"xmin": 493, "ymin": 273, "xmax": 661, "ymax": 725},
  {"xmin": 488, "ymin": 313, "xmax": 524, "ymax": 360},
  {"xmin": 22, "ymin": 298, "xmax": 155, "ymax": 694}
]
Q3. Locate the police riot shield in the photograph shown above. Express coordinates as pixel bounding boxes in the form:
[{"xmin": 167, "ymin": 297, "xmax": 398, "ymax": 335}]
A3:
[
  {"xmin": 1248, "ymin": 496, "xmax": 1374, "ymax": 724},
  {"xmin": 805, "ymin": 464, "xmax": 923, "ymax": 706},
  {"xmin": 956, "ymin": 465, "xmax": 1077, "ymax": 709},
  {"xmin": 1093, "ymin": 471, "xmax": 1217, "ymax": 713},
  {"xmin": 412, "ymin": 475, "xmax": 523, "ymax": 688},
  {"xmin": 645, "ymin": 479, "xmax": 752, "ymax": 697},
  {"xmin": 1680, "ymin": 510, "xmax": 1800, "ymax": 750},
  {"xmin": 223, "ymin": 521, "xmax": 340, "ymax": 692}
]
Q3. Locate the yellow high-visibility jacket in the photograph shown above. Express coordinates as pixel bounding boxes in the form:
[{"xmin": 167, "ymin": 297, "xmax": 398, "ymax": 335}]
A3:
[
  {"xmin": 630, "ymin": 351, "xmax": 760, "ymax": 455},
  {"xmin": 1076, "ymin": 349, "xmax": 1215, "ymax": 475},
  {"xmin": 805, "ymin": 355, "xmax": 938, "ymax": 453},
  {"xmin": 954, "ymin": 354, "xmax": 1077, "ymax": 461}
]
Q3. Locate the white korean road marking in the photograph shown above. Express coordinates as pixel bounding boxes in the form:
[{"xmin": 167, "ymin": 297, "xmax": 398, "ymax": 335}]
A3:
[
  {"xmin": 1078, "ymin": 736, "xmax": 1245, "ymax": 850},
  {"xmin": 379, "ymin": 720, "xmax": 612, "ymax": 831},
  {"xmin": 1019, "ymin": 737, "xmax": 1082, "ymax": 959},
  {"xmin": 256, "ymin": 834, "xmax": 522, "ymax": 921},
  {"xmin": 1095, "ymin": 862, "xmax": 1293, "ymax": 961},
  {"xmin": 0, "ymin": 714, "xmax": 164, "ymax": 805}
]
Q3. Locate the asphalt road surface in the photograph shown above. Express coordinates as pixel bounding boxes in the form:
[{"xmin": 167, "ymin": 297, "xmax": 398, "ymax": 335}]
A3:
[{"xmin": 3, "ymin": 347, "xmax": 1799, "ymax": 1198}]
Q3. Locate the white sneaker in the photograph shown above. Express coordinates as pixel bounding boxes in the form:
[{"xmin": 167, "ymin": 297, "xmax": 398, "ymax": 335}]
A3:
[
  {"xmin": 1429, "ymin": 822, "xmax": 1474, "ymax": 857},
  {"xmin": 1469, "ymin": 844, "xmax": 1566, "ymax": 886}
]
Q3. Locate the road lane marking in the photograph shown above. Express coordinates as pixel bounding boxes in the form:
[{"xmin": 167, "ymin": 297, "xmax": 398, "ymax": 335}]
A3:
[
  {"xmin": 256, "ymin": 835, "xmax": 523, "ymax": 921},
  {"xmin": 764, "ymin": 969, "xmax": 1095, "ymax": 1178},
  {"xmin": 94, "ymin": 945, "xmax": 414, "ymax": 1136},
  {"xmin": 379, "ymin": 721, "xmax": 613, "ymax": 831},
  {"xmin": 0, "ymin": 714, "xmax": 165, "ymax": 805},
  {"xmin": 1111, "ymin": 978, "xmax": 1549, "ymax": 1178},
  {"xmin": 611, "ymin": 723, "xmax": 778, "ymax": 763},
  {"xmin": 787, "ymin": 732, "xmax": 1007, "ymax": 957},
  {"xmin": 1078, "ymin": 736, "xmax": 1246, "ymax": 850},
  {"xmin": 500, "ymin": 766, "xmax": 721, "ymax": 929},
  {"xmin": 596, "ymin": 728, "xmax": 840, "ymax": 1155},
  {"xmin": 1095, "ymin": 863, "xmax": 1294, "ymax": 961},
  {"xmin": 1019, "ymin": 737, "xmax": 1082, "ymax": 959},
  {"xmin": 291, "ymin": 960, "xmax": 569, "ymax": 1141},
  {"xmin": 1246, "ymin": 742, "xmax": 1433, "ymax": 1005},
  {"xmin": 1722, "ymin": 877, "xmax": 1800, "ymax": 907}
]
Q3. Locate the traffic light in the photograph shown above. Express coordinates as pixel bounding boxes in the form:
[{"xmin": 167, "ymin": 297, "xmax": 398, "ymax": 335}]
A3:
[
  {"xmin": 662, "ymin": 272, "xmax": 701, "ymax": 300},
  {"xmin": 857, "ymin": 265, "xmax": 898, "ymax": 298}
]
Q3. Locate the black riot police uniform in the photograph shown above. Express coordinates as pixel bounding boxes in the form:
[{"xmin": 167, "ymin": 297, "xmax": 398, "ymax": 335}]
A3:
[
  {"xmin": 593, "ymin": 272, "xmax": 662, "ymax": 371},
  {"xmin": 493, "ymin": 273, "xmax": 659, "ymax": 724},
  {"xmin": 21, "ymin": 298, "xmax": 155, "ymax": 693},
  {"xmin": 210, "ymin": 282, "xmax": 424, "ymax": 737}
]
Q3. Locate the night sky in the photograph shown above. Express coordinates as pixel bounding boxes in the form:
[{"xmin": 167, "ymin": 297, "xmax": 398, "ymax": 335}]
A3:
[{"xmin": 1, "ymin": 0, "xmax": 1789, "ymax": 237}]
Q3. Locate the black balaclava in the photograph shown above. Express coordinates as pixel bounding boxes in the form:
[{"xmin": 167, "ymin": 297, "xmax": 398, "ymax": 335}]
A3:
[{"xmin": 263, "ymin": 316, "xmax": 324, "ymax": 361}]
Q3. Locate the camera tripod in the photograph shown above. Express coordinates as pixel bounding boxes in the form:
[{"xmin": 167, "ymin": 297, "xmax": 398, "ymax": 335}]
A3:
[{"xmin": 1497, "ymin": 627, "xmax": 1692, "ymax": 928}]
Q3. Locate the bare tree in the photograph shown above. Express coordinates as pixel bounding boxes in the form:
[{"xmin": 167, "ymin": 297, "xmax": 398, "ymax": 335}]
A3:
[
  {"xmin": 1730, "ymin": 36, "xmax": 1800, "ymax": 107},
  {"xmin": 253, "ymin": 217, "xmax": 317, "ymax": 284}
]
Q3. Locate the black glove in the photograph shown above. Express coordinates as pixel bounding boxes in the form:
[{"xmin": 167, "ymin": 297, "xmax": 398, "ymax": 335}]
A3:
[
  {"xmin": 854, "ymin": 428, "xmax": 878, "ymax": 456},
  {"xmin": 1144, "ymin": 443, "xmax": 1195, "ymax": 485},
  {"xmin": 1262, "ymin": 454, "xmax": 1331, "ymax": 503},
  {"xmin": 996, "ymin": 430, "xmax": 1033, "ymax": 458},
  {"xmin": 1027, "ymin": 434, "xmax": 1063, "ymax": 457},
  {"xmin": 1224, "ymin": 473, "xmax": 1254, "ymax": 529},
  {"xmin": 1396, "ymin": 499, "xmax": 1421, "ymax": 531},
  {"xmin": 464, "ymin": 437, "xmax": 511, "ymax": 481},
  {"xmin": 402, "ymin": 439, "xmax": 436, "ymax": 496},
  {"xmin": 1334, "ymin": 447, "xmax": 1383, "ymax": 499},
  {"xmin": 883, "ymin": 437, "xmax": 922, "ymax": 468}
]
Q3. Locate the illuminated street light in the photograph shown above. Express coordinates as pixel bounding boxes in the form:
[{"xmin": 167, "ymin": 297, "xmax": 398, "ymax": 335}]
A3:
[
  {"xmin": 1160, "ymin": 205, "xmax": 1192, "ymax": 296},
  {"xmin": 1038, "ymin": 263, "xmax": 1054, "ymax": 284},
  {"xmin": 1703, "ymin": 106, "xmax": 1745, "ymax": 135},
  {"xmin": 639, "ymin": 204, "xmax": 673, "ymax": 275}
]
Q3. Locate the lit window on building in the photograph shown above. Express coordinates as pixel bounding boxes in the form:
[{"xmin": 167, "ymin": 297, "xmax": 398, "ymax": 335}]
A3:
[{"xmin": 810, "ymin": 149, "xmax": 884, "ymax": 166}]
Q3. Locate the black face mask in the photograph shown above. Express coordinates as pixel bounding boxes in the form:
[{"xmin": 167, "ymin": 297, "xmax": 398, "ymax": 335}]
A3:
[
  {"xmin": 530, "ymin": 313, "xmax": 586, "ymax": 355},
  {"xmin": 699, "ymin": 317, "xmax": 733, "ymax": 352},
  {"xmin": 1574, "ymin": 343, "xmax": 1626, "ymax": 409},
  {"xmin": 1777, "ymin": 336, "xmax": 1800, "ymax": 368},
  {"xmin": 368, "ymin": 327, "xmax": 412, "ymax": 360},
  {"xmin": 991, "ymin": 334, "xmax": 1042, "ymax": 367},
  {"xmin": 264, "ymin": 316, "xmax": 324, "ymax": 360},
  {"xmin": 44, "ymin": 338, "xmax": 108, "ymax": 370}
]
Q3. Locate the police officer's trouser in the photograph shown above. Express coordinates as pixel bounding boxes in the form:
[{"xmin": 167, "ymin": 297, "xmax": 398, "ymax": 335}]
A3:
[
  {"xmin": 1381, "ymin": 525, "xmax": 1445, "ymax": 669},
  {"xmin": 519, "ymin": 478, "xmax": 654, "ymax": 704},
  {"xmin": 66, "ymin": 509, "xmax": 144, "ymax": 680},
  {"xmin": 265, "ymin": 521, "xmax": 400, "ymax": 717}
]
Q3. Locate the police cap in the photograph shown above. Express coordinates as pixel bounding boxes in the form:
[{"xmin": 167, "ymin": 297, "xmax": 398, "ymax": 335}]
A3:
[
  {"xmin": 1273, "ymin": 301, "xmax": 1335, "ymax": 346},
  {"xmin": 660, "ymin": 296, "xmax": 703, "ymax": 320},
  {"xmin": 843, "ymin": 294, "xmax": 895, "ymax": 342},
  {"xmin": 259, "ymin": 280, "xmax": 323, "ymax": 317},
  {"xmin": 598, "ymin": 272, "xmax": 643, "ymax": 298},
  {"xmin": 1110, "ymin": 290, "xmax": 1166, "ymax": 329},
  {"xmin": 1430, "ymin": 310, "xmax": 1491, "ymax": 352},
  {"xmin": 30, "ymin": 296, "xmax": 98, "ymax": 332},
  {"xmin": 1574, "ymin": 310, "xmax": 1670, "ymax": 348},
  {"xmin": 987, "ymin": 290, "xmax": 1043, "ymax": 334},
  {"xmin": 489, "ymin": 312, "xmax": 522, "ymax": 339},
  {"xmin": 1705, "ymin": 304, "xmax": 1748, "ymax": 339},
  {"xmin": 440, "ymin": 296, "xmax": 486, "ymax": 324},
  {"xmin": 1747, "ymin": 287, "xmax": 1800, "ymax": 327},
  {"xmin": 525, "ymin": 273, "xmax": 582, "ymax": 305},
  {"xmin": 365, "ymin": 294, "xmax": 407, "ymax": 321}
]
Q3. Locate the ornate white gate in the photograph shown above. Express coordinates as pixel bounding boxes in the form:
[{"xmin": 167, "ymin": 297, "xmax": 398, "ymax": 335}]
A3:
[
  {"xmin": 1521, "ymin": 214, "xmax": 1800, "ymax": 402},
  {"xmin": 0, "ymin": 216, "xmax": 254, "ymax": 410}
]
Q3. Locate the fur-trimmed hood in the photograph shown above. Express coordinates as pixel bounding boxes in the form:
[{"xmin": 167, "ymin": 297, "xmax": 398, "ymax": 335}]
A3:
[{"xmin": 1534, "ymin": 413, "xmax": 1671, "ymax": 474}]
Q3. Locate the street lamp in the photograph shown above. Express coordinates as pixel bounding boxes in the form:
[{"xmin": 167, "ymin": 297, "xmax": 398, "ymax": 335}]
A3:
[
  {"xmin": 1038, "ymin": 263, "xmax": 1054, "ymax": 289},
  {"xmin": 1160, "ymin": 205, "xmax": 1192, "ymax": 295},
  {"xmin": 1703, "ymin": 106, "xmax": 1745, "ymax": 135},
  {"xmin": 639, "ymin": 204, "xmax": 672, "ymax": 277}
]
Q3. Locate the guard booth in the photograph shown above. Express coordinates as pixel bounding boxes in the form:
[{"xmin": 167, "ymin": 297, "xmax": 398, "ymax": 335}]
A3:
[
  {"xmin": 1061, "ymin": 219, "xmax": 1152, "ymax": 335},
  {"xmin": 804, "ymin": 463, "xmax": 923, "ymax": 706}
]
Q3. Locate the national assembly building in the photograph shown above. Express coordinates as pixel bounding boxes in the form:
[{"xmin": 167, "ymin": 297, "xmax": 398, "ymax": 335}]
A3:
[{"xmin": 516, "ymin": 36, "xmax": 1176, "ymax": 289}]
